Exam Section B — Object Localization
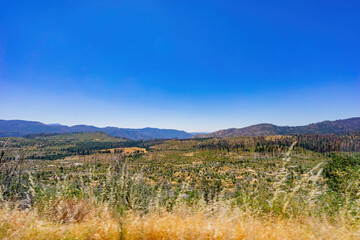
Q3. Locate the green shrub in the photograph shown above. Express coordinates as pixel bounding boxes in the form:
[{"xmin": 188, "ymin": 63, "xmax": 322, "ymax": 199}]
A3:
[{"xmin": 323, "ymin": 154, "xmax": 360, "ymax": 192}]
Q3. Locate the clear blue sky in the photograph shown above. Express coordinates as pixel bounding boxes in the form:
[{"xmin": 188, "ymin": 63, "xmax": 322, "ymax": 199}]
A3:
[{"xmin": 0, "ymin": 0, "xmax": 359, "ymax": 132}]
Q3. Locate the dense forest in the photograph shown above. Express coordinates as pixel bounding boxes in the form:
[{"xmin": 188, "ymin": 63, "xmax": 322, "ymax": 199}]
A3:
[{"xmin": 196, "ymin": 132, "xmax": 360, "ymax": 153}]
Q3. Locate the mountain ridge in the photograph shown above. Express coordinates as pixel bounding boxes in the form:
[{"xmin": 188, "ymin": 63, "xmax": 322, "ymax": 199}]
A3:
[
  {"xmin": 0, "ymin": 120, "xmax": 192, "ymax": 140},
  {"xmin": 193, "ymin": 117, "xmax": 360, "ymax": 138},
  {"xmin": 1, "ymin": 118, "xmax": 359, "ymax": 140}
]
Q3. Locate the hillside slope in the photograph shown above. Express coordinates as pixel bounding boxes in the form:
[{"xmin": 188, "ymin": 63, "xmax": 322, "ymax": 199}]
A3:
[
  {"xmin": 0, "ymin": 120, "xmax": 192, "ymax": 140},
  {"xmin": 194, "ymin": 117, "xmax": 360, "ymax": 138}
]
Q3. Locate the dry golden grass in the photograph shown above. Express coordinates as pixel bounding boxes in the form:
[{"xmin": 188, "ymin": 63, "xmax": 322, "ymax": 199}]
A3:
[
  {"xmin": 122, "ymin": 207, "xmax": 360, "ymax": 240},
  {"xmin": 0, "ymin": 205, "xmax": 119, "ymax": 240},
  {"xmin": 1, "ymin": 204, "xmax": 360, "ymax": 240}
]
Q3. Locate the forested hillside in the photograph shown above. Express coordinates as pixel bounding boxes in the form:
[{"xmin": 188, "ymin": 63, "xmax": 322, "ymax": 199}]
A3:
[
  {"xmin": 195, "ymin": 117, "xmax": 360, "ymax": 138},
  {"xmin": 0, "ymin": 120, "xmax": 192, "ymax": 140}
]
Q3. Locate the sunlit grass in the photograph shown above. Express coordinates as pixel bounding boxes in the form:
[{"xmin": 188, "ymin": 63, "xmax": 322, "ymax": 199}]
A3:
[{"xmin": 1, "ymin": 204, "xmax": 360, "ymax": 240}]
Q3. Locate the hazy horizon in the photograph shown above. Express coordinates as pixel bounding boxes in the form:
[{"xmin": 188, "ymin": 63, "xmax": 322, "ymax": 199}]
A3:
[{"xmin": 1, "ymin": 1, "xmax": 359, "ymax": 132}]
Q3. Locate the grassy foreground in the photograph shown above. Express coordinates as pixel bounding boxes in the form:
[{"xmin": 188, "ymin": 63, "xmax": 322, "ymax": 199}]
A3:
[
  {"xmin": 1, "ymin": 140, "xmax": 360, "ymax": 239},
  {"xmin": 1, "ymin": 201, "xmax": 359, "ymax": 240}
]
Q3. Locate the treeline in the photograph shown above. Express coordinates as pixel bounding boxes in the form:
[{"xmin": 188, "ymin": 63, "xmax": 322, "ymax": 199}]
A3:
[
  {"xmin": 26, "ymin": 139, "xmax": 166, "ymax": 160},
  {"xmin": 197, "ymin": 133, "xmax": 360, "ymax": 153},
  {"xmin": 27, "ymin": 142, "xmax": 128, "ymax": 159},
  {"xmin": 197, "ymin": 137, "xmax": 294, "ymax": 154},
  {"xmin": 24, "ymin": 133, "xmax": 60, "ymax": 139},
  {"xmin": 295, "ymin": 133, "xmax": 360, "ymax": 152}
]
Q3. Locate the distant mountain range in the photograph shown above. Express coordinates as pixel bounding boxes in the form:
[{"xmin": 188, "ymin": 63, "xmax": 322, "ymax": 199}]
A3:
[
  {"xmin": 194, "ymin": 117, "xmax": 360, "ymax": 138},
  {"xmin": 0, "ymin": 120, "xmax": 193, "ymax": 140},
  {"xmin": 1, "ymin": 118, "xmax": 359, "ymax": 140}
]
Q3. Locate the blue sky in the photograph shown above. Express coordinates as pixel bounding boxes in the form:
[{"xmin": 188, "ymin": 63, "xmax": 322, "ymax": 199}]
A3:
[{"xmin": 0, "ymin": 0, "xmax": 359, "ymax": 132}]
